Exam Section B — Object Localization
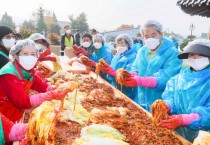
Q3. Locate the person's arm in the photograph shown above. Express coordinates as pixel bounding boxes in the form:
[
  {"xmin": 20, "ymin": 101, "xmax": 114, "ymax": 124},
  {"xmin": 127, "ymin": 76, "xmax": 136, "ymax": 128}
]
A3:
[
  {"xmin": 161, "ymin": 77, "xmax": 199, "ymax": 129},
  {"xmin": 1, "ymin": 113, "xmax": 27, "ymax": 142},
  {"xmin": 61, "ymin": 35, "xmax": 65, "ymax": 50},
  {"xmin": 161, "ymin": 77, "xmax": 176, "ymax": 114},
  {"xmin": 0, "ymin": 74, "xmax": 32, "ymax": 109},
  {"xmin": 0, "ymin": 55, "xmax": 9, "ymax": 69},
  {"xmin": 72, "ymin": 35, "xmax": 75, "ymax": 45},
  {"xmin": 30, "ymin": 75, "xmax": 51, "ymax": 93},
  {"xmin": 189, "ymin": 91, "xmax": 210, "ymax": 130},
  {"xmin": 1, "ymin": 113, "xmax": 13, "ymax": 142}
]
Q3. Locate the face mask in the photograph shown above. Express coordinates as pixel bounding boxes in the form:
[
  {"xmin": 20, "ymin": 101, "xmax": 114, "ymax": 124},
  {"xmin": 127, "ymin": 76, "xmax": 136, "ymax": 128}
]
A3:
[
  {"xmin": 19, "ymin": 56, "xmax": 38, "ymax": 70},
  {"xmin": 94, "ymin": 42, "xmax": 102, "ymax": 49},
  {"xmin": 116, "ymin": 46, "xmax": 128, "ymax": 55},
  {"xmin": 144, "ymin": 38, "xmax": 160, "ymax": 50},
  {"xmin": 66, "ymin": 30, "xmax": 71, "ymax": 34},
  {"xmin": 36, "ymin": 44, "xmax": 47, "ymax": 52},
  {"xmin": 187, "ymin": 57, "xmax": 209, "ymax": 71},
  {"xmin": 82, "ymin": 42, "xmax": 91, "ymax": 48},
  {"xmin": 2, "ymin": 38, "xmax": 16, "ymax": 48}
]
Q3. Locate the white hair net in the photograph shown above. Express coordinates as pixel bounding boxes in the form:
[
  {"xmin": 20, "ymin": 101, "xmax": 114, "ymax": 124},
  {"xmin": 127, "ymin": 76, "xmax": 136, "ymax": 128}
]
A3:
[
  {"xmin": 10, "ymin": 39, "xmax": 39, "ymax": 58},
  {"xmin": 115, "ymin": 34, "xmax": 133, "ymax": 48},
  {"xmin": 141, "ymin": 20, "xmax": 163, "ymax": 35},
  {"xmin": 93, "ymin": 34, "xmax": 106, "ymax": 44},
  {"xmin": 29, "ymin": 33, "xmax": 50, "ymax": 44}
]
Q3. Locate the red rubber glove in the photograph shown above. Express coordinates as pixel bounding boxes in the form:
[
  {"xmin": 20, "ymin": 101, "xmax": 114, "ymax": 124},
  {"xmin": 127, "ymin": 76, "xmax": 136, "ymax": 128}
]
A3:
[
  {"xmin": 161, "ymin": 113, "xmax": 200, "ymax": 129},
  {"xmin": 39, "ymin": 56, "xmax": 57, "ymax": 62},
  {"xmin": 124, "ymin": 75, "xmax": 157, "ymax": 88},
  {"xmin": 9, "ymin": 123, "xmax": 27, "ymax": 141},
  {"xmin": 34, "ymin": 70, "xmax": 52, "ymax": 79},
  {"xmin": 39, "ymin": 48, "xmax": 51, "ymax": 58},
  {"xmin": 30, "ymin": 89, "xmax": 70, "ymax": 107},
  {"xmin": 85, "ymin": 60, "xmax": 96, "ymax": 67},
  {"xmin": 79, "ymin": 56, "xmax": 96, "ymax": 67},
  {"xmin": 72, "ymin": 45, "xmax": 87, "ymax": 56}
]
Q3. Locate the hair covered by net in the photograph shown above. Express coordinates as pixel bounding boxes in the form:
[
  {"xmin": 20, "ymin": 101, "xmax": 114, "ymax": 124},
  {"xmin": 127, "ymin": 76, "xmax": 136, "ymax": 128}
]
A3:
[
  {"xmin": 141, "ymin": 20, "xmax": 163, "ymax": 35},
  {"xmin": 93, "ymin": 34, "xmax": 106, "ymax": 44},
  {"xmin": 10, "ymin": 39, "xmax": 39, "ymax": 58},
  {"xmin": 115, "ymin": 34, "xmax": 133, "ymax": 47}
]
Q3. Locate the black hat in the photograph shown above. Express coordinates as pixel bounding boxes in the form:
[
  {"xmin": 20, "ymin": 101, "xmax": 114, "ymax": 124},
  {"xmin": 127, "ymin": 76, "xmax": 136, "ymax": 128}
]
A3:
[
  {"xmin": 90, "ymin": 29, "xmax": 97, "ymax": 33},
  {"xmin": 0, "ymin": 26, "xmax": 13, "ymax": 40},
  {"xmin": 82, "ymin": 33, "xmax": 92, "ymax": 40},
  {"xmin": 178, "ymin": 39, "xmax": 210, "ymax": 59}
]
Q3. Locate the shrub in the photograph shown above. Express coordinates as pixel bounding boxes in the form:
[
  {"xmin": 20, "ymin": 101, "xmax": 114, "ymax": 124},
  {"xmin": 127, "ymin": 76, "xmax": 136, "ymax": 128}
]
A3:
[{"xmin": 47, "ymin": 33, "xmax": 60, "ymax": 45}]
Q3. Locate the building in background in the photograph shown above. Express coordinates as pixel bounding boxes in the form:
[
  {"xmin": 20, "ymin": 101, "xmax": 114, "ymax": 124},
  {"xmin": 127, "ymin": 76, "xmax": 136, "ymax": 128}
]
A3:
[{"xmin": 102, "ymin": 28, "xmax": 140, "ymax": 43}]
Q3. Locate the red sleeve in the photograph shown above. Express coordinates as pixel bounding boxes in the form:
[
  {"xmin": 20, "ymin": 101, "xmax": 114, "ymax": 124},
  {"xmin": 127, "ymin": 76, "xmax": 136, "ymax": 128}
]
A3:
[
  {"xmin": 1, "ymin": 113, "xmax": 13, "ymax": 142},
  {"xmin": 31, "ymin": 75, "xmax": 49, "ymax": 93},
  {"xmin": 0, "ymin": 74, "xmax": 32, "ymax": 109}
]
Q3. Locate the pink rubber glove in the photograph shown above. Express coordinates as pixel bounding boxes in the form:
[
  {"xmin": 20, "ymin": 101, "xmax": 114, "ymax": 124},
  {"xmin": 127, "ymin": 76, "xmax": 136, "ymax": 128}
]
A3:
[
  {"xmin": 161, "ymin": 113, "xmax": 200, "ymax": 129},
  {"xmin": 9, "ymin": 123, "xmax": 27, "ymax": 141},
  {"xmin": 106, "ymin": 68, "xmax": 116, "ymax": 76},
  {"xmin": 30, "ymin": 90, "xmax": 69, "ymax": 107},
  {"xmin": 129, "ymin": 72, "xmax": 138, "ymax": 76},
  {"xmin": 124, "ymin": 75, "xmax": 157, "ymax": 88},
  {"xmin": 100, "ymin": 65, "xmax": 116, "ymax": 77},
  {"xmin": 46, "ymin": 85, "xmax": 55, "ymax": 91}
]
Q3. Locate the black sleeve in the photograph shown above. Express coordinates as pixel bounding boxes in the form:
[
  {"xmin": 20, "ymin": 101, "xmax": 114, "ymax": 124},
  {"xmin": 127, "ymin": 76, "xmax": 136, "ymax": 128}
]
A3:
[
  {"xmin": 133, "ymin": 39, "xmax": 137, "ymax": 44},
  {"xmin": 0, "ymin": 55, "xmax": 9, "ymax": 69},
  {"xmin": 72, "ymin": 35, "xmax": 75, "ymax": 45},
  {"xmin": 139, "ymin": 40, "xmax": 143, "ymax": 45},
  {"xmin": 61, "ymin": 35, "xmax": 66, "ymax": 51}
]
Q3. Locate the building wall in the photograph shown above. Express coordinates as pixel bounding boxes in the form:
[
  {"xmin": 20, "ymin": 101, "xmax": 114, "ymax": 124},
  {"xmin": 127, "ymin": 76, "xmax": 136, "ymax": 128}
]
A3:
[{"xmin": 102, "ymin": 28, "xmax": 140, "ymax": 42}]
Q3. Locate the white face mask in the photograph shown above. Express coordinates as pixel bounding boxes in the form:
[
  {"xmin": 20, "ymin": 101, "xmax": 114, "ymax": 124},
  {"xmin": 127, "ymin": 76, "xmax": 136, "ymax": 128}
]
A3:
[
  {"xmin": 36, "ymin": 43, "xmax": 47, "ymax": 52},
  {"xmin": 19, "ymin": 56, "xmax": 38, "ymax": 70},
  {"xmin": 144, "ymin": 38, "xmax": 160, "ymax": 50},
  {"xmin": 187, "ymin": 57, "xmax": 209, "ymax": 71},
  {"xmin": 66, "ymin": 30, "xmax": 71, "ymax": 34},
  {"xmin": 94, "ymin": 42, "xmax": 102, "ymax": 49},
  {"xmin": 2, "ymin": 38, "xmax": 16, "ymax": 48},
  {"xmin": 116, "ymin": 46, "xmax": 128, "ymax": 55},
  {"xmin": 82, "ymin": 42, "xmax": 91, "ymax": 48}
]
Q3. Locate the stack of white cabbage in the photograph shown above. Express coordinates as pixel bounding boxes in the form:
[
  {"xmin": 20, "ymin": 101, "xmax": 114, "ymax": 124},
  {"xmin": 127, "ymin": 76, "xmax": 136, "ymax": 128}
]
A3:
[{"xmin": 73, "ymin": 124, "xmax": 129, "ymax": 145}]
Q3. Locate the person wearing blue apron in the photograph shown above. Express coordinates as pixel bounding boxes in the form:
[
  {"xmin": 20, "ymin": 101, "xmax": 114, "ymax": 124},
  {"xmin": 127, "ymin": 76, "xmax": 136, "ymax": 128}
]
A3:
[
  {"xmin": 97, "ymin": 34, "xmax": 137, "ymax": 100},
  {"xmin": 121, "ymin": 20, "xmax": 182, "ymax": 111},
  {"xmin": 151, "ymin": 39, "xmax": 210, "ymax": 142}
]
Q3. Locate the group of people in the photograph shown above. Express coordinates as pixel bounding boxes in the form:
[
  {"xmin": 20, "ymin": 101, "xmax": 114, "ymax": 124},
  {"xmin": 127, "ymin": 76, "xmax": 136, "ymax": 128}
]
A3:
[
  {"xmin": 0, "ymin": 26, "xmax": 73, "ymax": 145},
  {"xmin": 0, "ymin": 18, "xmax": 209, "ymax": 144},
  {"xmin": 68, "ymin": 20, "xmax": 210, "ymax": 143}
]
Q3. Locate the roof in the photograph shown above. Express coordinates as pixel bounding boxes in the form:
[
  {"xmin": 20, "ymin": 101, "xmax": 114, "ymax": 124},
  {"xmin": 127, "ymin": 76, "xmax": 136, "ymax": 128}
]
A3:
[
  {"xmin": 177, "ymin": 0, "xmax": 210, "ymax": 17},
  {"xmin": 103, "ymin": 28, "xmax": 140, "ymax": 40}
]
